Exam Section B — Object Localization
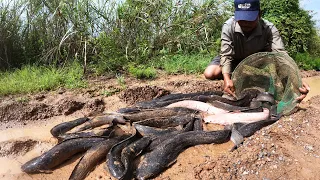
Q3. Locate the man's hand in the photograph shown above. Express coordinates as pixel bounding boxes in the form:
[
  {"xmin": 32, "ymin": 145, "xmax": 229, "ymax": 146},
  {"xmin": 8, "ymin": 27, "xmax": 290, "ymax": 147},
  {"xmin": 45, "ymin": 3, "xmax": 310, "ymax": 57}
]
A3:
[
  {"xmin": 223, "ymin": 73, "xmax": 236, "ymax": 97},
  {"xmin": 296, "ymin": 81, "xmax": 310, "ymax": 102}
]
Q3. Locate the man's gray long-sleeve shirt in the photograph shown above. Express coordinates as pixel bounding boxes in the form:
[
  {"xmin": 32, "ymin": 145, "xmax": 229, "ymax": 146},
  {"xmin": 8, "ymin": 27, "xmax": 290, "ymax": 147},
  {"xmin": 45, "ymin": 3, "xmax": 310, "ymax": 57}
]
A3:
[{"xmin": 220, "ymin": 17, "xmax": 286, "ymax": 74}]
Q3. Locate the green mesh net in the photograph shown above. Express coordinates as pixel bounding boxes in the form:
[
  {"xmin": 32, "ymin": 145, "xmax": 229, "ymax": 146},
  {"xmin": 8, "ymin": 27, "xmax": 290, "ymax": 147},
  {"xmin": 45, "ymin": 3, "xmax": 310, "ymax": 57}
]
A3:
[{"xmin": 231, "ymin": 52, "xmax": 302, "ymax": 115}]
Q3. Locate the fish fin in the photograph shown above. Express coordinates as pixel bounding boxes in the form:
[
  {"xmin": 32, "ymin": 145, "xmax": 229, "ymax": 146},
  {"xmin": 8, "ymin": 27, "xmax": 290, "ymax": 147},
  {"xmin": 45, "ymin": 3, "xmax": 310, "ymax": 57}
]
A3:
[
  {"xmin": 112, "ymin": 116, "xmax": 126, "ymax": 124},
  {"xmin": 230, "ymin": 127, "xmax": 244, "ymax": 150},
  {"xmin": 167, "ymin": 159, "xmax": 177, "ymax": 167},
  {"xmin": 39, "ymin": 169, "xmax": 53, "ymax": 174}
]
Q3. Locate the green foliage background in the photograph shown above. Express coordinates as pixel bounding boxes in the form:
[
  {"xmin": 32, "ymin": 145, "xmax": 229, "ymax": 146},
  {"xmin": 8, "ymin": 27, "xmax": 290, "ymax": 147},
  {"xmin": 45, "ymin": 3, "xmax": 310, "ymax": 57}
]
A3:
[{"xmin": 261, "ymin": 0, "xmax": 315, "ymax": 55}]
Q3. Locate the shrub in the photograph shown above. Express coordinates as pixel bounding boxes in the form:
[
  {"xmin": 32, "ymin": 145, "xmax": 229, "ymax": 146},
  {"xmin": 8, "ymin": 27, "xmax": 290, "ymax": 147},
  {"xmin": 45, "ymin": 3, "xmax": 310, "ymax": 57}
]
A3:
[
  {"xmin": 128, "ymin": 64, "xmax": 157, "ymax": 79},
  {"xmin": 294, "ymin": 53, "xmax": 320, "ymax": 70}
]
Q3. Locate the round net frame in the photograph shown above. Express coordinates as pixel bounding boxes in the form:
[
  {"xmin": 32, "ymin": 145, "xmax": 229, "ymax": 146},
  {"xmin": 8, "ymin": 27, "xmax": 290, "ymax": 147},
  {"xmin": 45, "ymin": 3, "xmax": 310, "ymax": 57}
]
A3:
[{"xmin": 231, "ymin": 52, "xmax": 302, "ymax": 115}]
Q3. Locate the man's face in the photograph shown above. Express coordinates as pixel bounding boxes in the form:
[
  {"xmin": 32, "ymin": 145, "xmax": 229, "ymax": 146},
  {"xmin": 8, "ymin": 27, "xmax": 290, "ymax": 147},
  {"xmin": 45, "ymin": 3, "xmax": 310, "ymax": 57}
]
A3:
[{"xmin": 238, "ymin": 17, "xmax": 259, "ymax": 33}]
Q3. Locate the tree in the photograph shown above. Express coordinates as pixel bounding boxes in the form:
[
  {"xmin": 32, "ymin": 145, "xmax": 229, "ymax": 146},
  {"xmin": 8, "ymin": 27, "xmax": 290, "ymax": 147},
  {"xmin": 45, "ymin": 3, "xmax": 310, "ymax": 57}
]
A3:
[{"xmin": 260, "ymin": 0, "xmax": 316, "ymax": 55}]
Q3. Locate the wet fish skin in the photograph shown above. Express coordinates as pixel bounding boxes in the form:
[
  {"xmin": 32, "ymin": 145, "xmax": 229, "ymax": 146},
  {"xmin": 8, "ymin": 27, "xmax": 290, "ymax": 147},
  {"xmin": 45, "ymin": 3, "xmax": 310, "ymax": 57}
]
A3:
[
  {"xmin": 72, "ymin": 115, "xmax": 126, "ymax": 133},
  {"xmin": 50, "ymin": 117, "xmax": 90, "ymax": 137},
  {"xmin": 201, "ymin": 89, "xmax": 261, "ymax": 107},
  {"xmin": 69, "ymin": 136, "xmax": 129, "ymax": 180},
  {"xmin": 136, "ymin": 130, "xmax": 231, "ymax": 180},
  {"xmin": 21, "ymin": 137, "xmax": 106, "ymax": 174},
  {"xmin": 132, "ymin": 114, "xmax": 195, "ymax": 136},
  {"xmin": 256, "ymin": 92, "xmax": 276, "ymax": 105},
  {"xmin": 133, "ymin": 123, "xmax": 180, "ymax": 137},
  {"xmin": 136, "ymin": 99, "xmax": 185, "ymax": 109},
  {"xmin": 237, "ymin": 118, "xmax": 279, "ymax": 137},
  {"xmin": 146, "ymin": 118, "xmax": 195, "ymax": 152},
  {"xmin": 193, "ymin": 117, "xmax": 203, "ymax": 131},
  {"xmin": 208, "ymin": 100, "xmax": 263, "ymax": 112},
  {"xmin": 203, "ymin": 108, "xmax": 270, "ymax": 125},
  {"xmin": 166, "ymin": 100, "xmax": 228, "ymax": 114},
  {"xmin": 117, "ymin": 107, "xmax": 141, "ymax": 114},
  {"xmin": 135, "ymin": 96, "xmax": 209, "ymax": 109},
  {"xmin": 120, "ymin": 137, "xmax": 151, "ymax": 180},
  {"xmin": 224, "ymin": 123, "xmax": 246, "ymax": 131},
  {"xmin": 230, "ymin": 117, "xmax": 280, "ymax": 151},
  {"xmin": 135, "ymin": 114, "xmax": 195, "ymax": 128},
  {"xmin": 135, "ymin": 91, "xmax": 224, "ymax": 109},
  {"xmin": 122, "ymin": 107, "xmax": 196, "ymax": 122},
  {"xmin": 106, "ymin": 131, "xmax": 139, "ymax": 179},
  {"xmin": 58, "ymin": 125, "xmax": 127, "ymax": 142},
  {"xmin": 58, "ymin": 128, "xmax": 114, "ymax": 142}
]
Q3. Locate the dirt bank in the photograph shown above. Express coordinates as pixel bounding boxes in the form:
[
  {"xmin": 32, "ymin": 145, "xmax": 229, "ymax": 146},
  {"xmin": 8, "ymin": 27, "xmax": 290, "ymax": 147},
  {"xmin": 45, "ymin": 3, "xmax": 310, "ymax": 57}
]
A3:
[{"xmin": 0, "ymin": 70, "xmax": 319, "ymax": 180}]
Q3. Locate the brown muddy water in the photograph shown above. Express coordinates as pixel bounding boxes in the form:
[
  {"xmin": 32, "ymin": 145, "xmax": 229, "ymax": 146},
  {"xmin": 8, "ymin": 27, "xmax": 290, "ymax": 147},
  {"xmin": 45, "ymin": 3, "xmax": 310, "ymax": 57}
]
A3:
[
  {"xmin": 303, "ymin": 76, "xmax": 320, "ymax": 101},
  {"xmin": 0, "ymin": 76, "xmax": 319, "ymax": 179},
  {"xmin": 0, "ymin": 116, "xmax": 69, "ymax": 178}
]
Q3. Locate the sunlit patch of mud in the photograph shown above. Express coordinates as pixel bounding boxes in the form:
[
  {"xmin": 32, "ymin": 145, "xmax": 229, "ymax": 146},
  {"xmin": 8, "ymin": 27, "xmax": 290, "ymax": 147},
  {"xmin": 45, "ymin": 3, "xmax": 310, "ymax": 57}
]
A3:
[{"xmin": 119, "ymin": 85, "xmax": 170, "ymax": 105}]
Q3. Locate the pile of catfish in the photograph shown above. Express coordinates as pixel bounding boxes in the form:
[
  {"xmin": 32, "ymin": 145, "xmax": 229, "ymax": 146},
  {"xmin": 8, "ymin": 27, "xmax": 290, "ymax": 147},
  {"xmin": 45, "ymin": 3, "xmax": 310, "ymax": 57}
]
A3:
[{"xmin": 21, "ymin": 89, "xmax": 280, "ymax": 180}]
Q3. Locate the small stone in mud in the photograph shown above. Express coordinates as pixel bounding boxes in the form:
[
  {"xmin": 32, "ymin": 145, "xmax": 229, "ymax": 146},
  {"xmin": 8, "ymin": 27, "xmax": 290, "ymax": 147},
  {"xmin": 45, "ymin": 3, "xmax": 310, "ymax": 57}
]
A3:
[
  {"xmin": 258, "ymin": 152, "xmax": 264, "ymax": 159},
  {"xmin": 242, "ymin": 170, "xmax": 249, "ymax": 175},
  {"xmin": 305, "ymin": 145, "xmax": 314, "ymax": 151}
]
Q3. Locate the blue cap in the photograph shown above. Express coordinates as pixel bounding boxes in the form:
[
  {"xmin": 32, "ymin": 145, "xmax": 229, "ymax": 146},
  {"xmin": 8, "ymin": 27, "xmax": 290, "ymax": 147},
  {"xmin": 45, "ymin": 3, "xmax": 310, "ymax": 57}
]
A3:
[{"xmin": 234, "ymin": 0, "xmax": 260, "ymax": 21}]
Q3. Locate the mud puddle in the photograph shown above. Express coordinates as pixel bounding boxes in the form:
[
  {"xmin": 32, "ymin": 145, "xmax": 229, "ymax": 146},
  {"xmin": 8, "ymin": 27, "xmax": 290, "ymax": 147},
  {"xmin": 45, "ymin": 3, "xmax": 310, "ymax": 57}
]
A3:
[
  {"xmin": 0, "ymin": 118, "xmax": 234, "ymax": 180},
  {"xmin": 0, "ymin": 115, "xmax": 84, "ymax": 178},
  {"xmin": 303, "ymin": 76, "xmax": 320, "ymax": 101},
  {"xmin": 0, "ymin": 142, "xmax": 53, "ymax": 175}
]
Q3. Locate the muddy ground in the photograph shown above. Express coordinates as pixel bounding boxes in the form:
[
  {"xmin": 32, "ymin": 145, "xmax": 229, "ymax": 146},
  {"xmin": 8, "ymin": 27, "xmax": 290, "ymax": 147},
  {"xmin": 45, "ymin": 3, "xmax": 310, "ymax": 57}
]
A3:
[{"xmin": 0, "ymin": 70, "xmax": 319, "ymax": 180}]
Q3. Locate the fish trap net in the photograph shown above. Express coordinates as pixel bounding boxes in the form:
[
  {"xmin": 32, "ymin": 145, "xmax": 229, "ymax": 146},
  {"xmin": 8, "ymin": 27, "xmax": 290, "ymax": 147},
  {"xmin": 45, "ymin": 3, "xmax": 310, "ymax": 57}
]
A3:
[{"xmin": 231, "ymin": 52, "xmax": 302, "ymax": 115}]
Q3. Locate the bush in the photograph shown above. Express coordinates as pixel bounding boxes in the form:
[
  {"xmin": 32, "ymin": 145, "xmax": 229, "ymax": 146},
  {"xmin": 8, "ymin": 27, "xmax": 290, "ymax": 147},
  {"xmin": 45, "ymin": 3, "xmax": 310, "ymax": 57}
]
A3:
[
  {"xmin": 261, "ymin": 0, "xmax": 316, "ymax": 55},
  {"xmin": 294, "ymin": 53, "xmax": 320, "ymax": 70},
  {"xmin": 128, "ymin": 65, "xmax": 157, "ymax": 79}
]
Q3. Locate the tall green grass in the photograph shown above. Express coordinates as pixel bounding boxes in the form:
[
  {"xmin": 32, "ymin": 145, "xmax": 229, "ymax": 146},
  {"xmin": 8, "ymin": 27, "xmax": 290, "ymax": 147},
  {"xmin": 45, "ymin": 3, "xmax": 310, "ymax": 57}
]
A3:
[
  {"xmin": 2, "ymin": 0, "xmax": 320, "ymax": 75},
  {"xmin": 1, "ymin": 0, "xmax": 320, "ymax": 96},
  {"xmin": 128, "ymin": 64, "xmax": 157, "ymax": 79},
  {"xmin": 294, "ymin": 53, "xmax": 320, "ymax": 70},
  {"xmin": 1, "ymin": 0, "xmax": 230, "ymax": 73},
  {"xmin": 152, "ymin": 54, "xmax": 213, "ymax": 74},
  {"xmin": 0, "ymin": 62, "xmax": 87, "ymax": 96}
]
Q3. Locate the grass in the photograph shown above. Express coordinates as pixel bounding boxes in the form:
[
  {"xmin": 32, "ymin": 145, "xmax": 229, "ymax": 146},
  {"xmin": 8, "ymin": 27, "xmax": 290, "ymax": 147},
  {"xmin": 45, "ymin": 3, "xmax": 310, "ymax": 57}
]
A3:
[
  {"xmin": 294, "ymin": 53, "xmax": 320, "ymax": 70},
  {"xmin": 152, "ymin": 54, "xmax": 213, "ymax": 74},
  {"xmin": 0, "ymin": 54, "xmax": 214, "ymax": 96},
  {"xmin": 100, "ymin": 88, "xmax": 121, "ymax": 97},
  {"xmin": 126, "ymin": 54, "xmax": 213, "ymax": 79},
  {"xmin": 128, "ymin": 64, "xmax": 157, "ymax": 79},
  {"xmin": 116, "ymin": 73, "xmax": 127, "ymax": 89},
  {"xmin": 7, "ymin": 52, "xmax": 320, "ymax": 97},
  {"xmin": 0, "ymin": 62, "xmax": 87, "ymax": 96}
]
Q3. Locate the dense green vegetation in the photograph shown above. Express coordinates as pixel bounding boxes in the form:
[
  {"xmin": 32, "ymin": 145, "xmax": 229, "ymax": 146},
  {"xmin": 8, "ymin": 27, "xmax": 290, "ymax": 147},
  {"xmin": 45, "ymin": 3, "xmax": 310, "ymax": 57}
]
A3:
[
  {"xmin": 0, "ymin": 62, "xmax": 86, "ymax": 96},
  {"xmin": 261, "ymin": 0, "xmax": 320, "ymax": 70},
  {"xmin": 0, "ymin": 0, "xmax": 319, "ymax": 95}
]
